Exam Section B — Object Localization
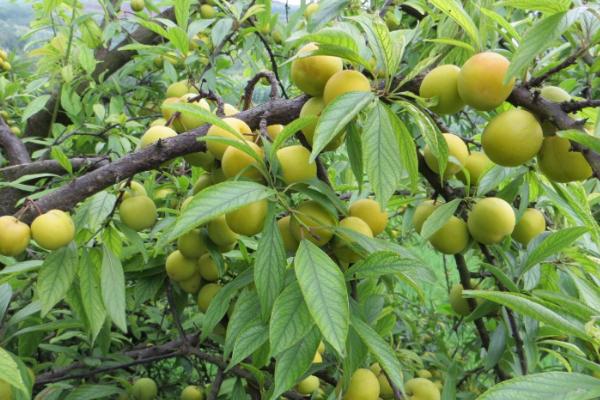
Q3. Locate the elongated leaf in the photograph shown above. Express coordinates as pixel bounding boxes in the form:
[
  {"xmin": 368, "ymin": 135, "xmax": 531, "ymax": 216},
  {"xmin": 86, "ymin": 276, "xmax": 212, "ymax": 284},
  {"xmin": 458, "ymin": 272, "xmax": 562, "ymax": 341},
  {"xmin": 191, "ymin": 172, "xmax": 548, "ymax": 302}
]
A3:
[
  {"xmin": 0, "ymin": 260, "xmax": 43, "ymax": 276},
  {"xmin": 168, "ymin": 181, "xmax": 274, "ymax": 241},
  {"xmin": 307, "ymin": 0, "xmax": 349, "ymax": 31},
  {"xmin": 348, "ymin": 15, "xmax": 394, "ymax": 77},
  {"xmin": 301, "ymin": 28, "xmax": 359, "ymax": 53},
  {"xmin": 310, "ymin": 92, "xmax": 374, "ymax": 159},
  {"xmin": 464, "ymin": 290, "xmax": 588, "ymax": 339},
  {"xmin": 533, "ymin": 290, "xmax": 597, "ymax": 322},
  {"xmin": 505, "ymin": 8, "xmax": 584, "ymax": 83},
  {"xmin": 480, "ymin": 263, "xmax": 519, "ymax": 293},
  {"xmin": 227, "ymin": 322, "xmax": 269, "ymax": 370},
  {"xmin": 294, "ymin": 240, "xmax": 349, "ymax": 356},
  {"xmin": 420, "ymin": 199, "xmax": 461, "ymax": 240},
  {"xmin": 0, "ymin": 284, "xmax": 11, "ymax": 322},
  {"xmin": 270, "ymin": 326, "xmax": 320, "ymax": 400},
  {"xmin": 101, "ymin": 246, "xmax": 127, "ymax": 332},
  {"xmin": 174, "ymin": 0, "xmax": 192, "ymax": 29},
  {"xmin": 21, "ymin": 95, "xmax": 51, "ymax": 122},
  {"xmin": 485, "ymin": 324, "xmax": 507, "ymax": 369},
  {"xmin": 78, "ymin": 250, "xmax": 106, "ymax": 342},
  {"xmin": 521, "ymin": 227, "xmax": 587, "ymax": 273},
  {"xmin": 163, "ymin": 102, "xmax": 238, "ymax": 135},
  {"xmin": 0, "ymin": 348, "xmax": 25, "ymax": 394},
  {"xmin": 500, "ymin": 0, "xmax": 572, "ymax": 14},
  {"xmin": 477, "ymin": 372, "xmax": 600, "ymax": 400},
  {"xmin": 254, "ymin": 206, "xmax": 287, "ymax": 318},
  {"xmin": 363, "ymin": 101, "xmax": 402, "ymax": 207},
  {"xmin": 269, "ymin": 282, "xmax": 314, "ymax": 356},
  {"xmin": 38, "ymin": 243, "xmax": 78, "ymax": 316},
  {"xmin": 225, "ymin": 290, "xmax": 261, "ymax": 357},
  {"xmin": 346, "ymin": 123, "xmax": 363, "ymax": 188},
  {"xmin": 480, "ymin": 8, "xmax": 521, "ymax": 42},
  {"xmin": 429, "ymin": 0, "xmax": 481, "ymax": 49},
  {"xmin": 425, "ymin": 38, "xmax": 475, "ymax": 52},
  {"xmin": 557, "ymin": 130, "xmax": 600, "ymax": 154},
  {"xmin": 269, "ymin": 116, "xmax": 317, "ymax": 156},
  {"xmin": 64, "ymin": 384, "xmax": 123, "ymax": 400},
  {"xmin": 350, "ymin": 314, "xmax": 404, "ymax": 393},
  {"xmin": 201, "ymin": 269, "xmax": 253, "ymax": 340}
]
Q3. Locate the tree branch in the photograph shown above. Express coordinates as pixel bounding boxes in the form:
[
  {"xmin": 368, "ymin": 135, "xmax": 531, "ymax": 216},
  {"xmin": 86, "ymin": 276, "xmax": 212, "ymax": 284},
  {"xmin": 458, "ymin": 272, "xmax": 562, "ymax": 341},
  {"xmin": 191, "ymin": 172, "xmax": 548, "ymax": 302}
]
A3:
[
  {"xmin": 525, "ymin": 48, "xmax": 585, "ymax": 88},
  {"xmin": 243, "ymin": 71, "xmax": 280, "ymax": 110},
  {"xmin": 561, "ymin": 99, "xmax": 600, "ymax": 113},
  {"xmin": 0, "ymin": 117, "xmax": 30, "ymax": 165}
]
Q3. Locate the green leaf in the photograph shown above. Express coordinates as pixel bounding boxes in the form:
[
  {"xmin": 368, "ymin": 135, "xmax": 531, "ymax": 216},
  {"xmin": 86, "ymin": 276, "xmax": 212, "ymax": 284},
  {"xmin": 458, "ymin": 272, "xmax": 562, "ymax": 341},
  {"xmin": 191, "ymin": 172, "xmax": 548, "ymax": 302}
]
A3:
[
  {"xmin": 101, "ymin": 246, "xmax": 127, "ymax": 332},
  {"xmin": 305, "ymin": 44, "xmax": 371, "ymax": 70},
  {"xmin": 254, "ymin": 205, "xmax": 287, "ymax": 318},
  {"xmin": 132, "ymin": 17, "xmax": 169, "ymax": 39},
  {"xmin": 301, "ymin": 28, "xmax": 359, "ymax": 53},
  {"xmin": 363, "ymin": 102, "xmax": 403, "ymax": 207},
  {"xmin": 307, "ymin": 0, "xmax": 349, "ymax": 31},
  {"xmin": 38, "ymin": 243, "xmax": 78, "ymax": 316},
  {"xmin": 505, "ymin": 8, "xmax": 584, "ymax": 83},
  {"xmin": 479, "ymin": 8, "xmax": 522, "ymax": 42},
  {"xmin": 484, "ymin": 324, "xmax": 507, "ymax": 369},
  {"xmin": 162, "ymin": 102, "xmax": 238, "ymax": 135},
  {"xmin": 227, "ymin": 322, "xmax": 269, "ymax": 371},
  {"xmin": 168, "ymin": 181, "xmax": 274, "ymax": 241},
  {"xmin": 480, "ymin": 263, "xmax": 520, "ymax": 293},
  {"xmin": 0, "ymin": 260, "xmax": 43, "ymax": 275},
  {"xmin": 477, "ymin": 372, "xmax": 600, "ymax": 400},
  {"xmin": 310, "ymin": 91, "xmax": 374, "ymax": 159},
  {"xmin": 294, "ymin": 240, "xmax": 349, "ymax": 356},
  {"xmin": 21, "ymin": 95, "xmax": 50, "ymax": 122},
  {"xmin": 78, "ymin": 46, "xmax": 96, "ymax": 75},
  {"xmin": 211, "ymin": 18, "xmax": 234, "ymax": 47},
  {"xmin": 557, "ymin": 130, "xmax": 600, "ymax": 154},
  {"xmin": 0, "ymin": 284, "xmax": 11, "ymax": 322},
  {"xmin": 167, "ymin": 26, "xmax": 190, "ymax": 54},
  {"xmin": 225, "ymin": 290, "xmax": 261, "ymax": 357},
  {"xmin": 50, "ymin": 146, "xmax": 72, "ymax": 174},
  {"xmin": 269, "ymin": 282, "xmax": 314, "ymax": 356},
  {"xmin": 464, "ymin": 290, "xmax": 589, "ymax": 340},
  {"xmin": 420, "ymin": 199, "xmax": 461, "ymax": 240},
  {"xmin": 499, "ymin": 0, "xmax": 572, "ymax": 14},
  {"xmin": 424, "ymin": 38, "xmax": 475, "ymax": 52},
  {"xmin": 269, "ymin": 116, "xmax": 317, "ymax": 156},
  {"xmin": 78, "ymin": 250, "xmax": 106, "ymax": 342},
  {"xmin": 429, "ymin": 0, "xmax": 481, "ymax": 50},
  {"xmin": 174, "ymin": 0, "xmax": 192, "ymax": 29},
  {"xmin": 348, "ymin": 15, "xmax": 395, "ymax": 77},
  {"xmin": 64, "ymin": 385, "xmax": 123, "ymax": 400},
  {"xmin": 350, "ymin": 314, "xmax": 404, "ymax": 393},
  {"xmin": 521, "ymin": 227, "xmax": 587, "ymax": 273},
  {"xmin": 270, "ymin": 326, "xmax": 320, "ymax": 400},
  {"xmin": 0, "ymin": 348, "xmax": 25, "ymax": 394},
  {"xmin": 346, "ymin": 123, "xmax": 364, "ymax": 189},
  {"xmin": 201, "ymin": 269, "xmax": 253, "ymax": 341}
]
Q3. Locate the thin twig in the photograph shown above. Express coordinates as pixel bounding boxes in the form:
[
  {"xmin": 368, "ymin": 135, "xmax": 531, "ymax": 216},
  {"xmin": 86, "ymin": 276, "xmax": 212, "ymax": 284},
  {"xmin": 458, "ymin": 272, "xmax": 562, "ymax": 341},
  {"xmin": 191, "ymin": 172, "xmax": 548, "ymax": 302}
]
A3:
[
  {"xmin": 561, "ymin": 98, "xmax": 600, "ymax": 113},
  {"xmin": 242, "ymin": 71, "xmax": 280, "ymax": 110},
  {"xmin": 207, "ymin": 368, "xmax": 224, "ymax": 400},
  {"xmin": 526, "ymin": 48, "xmax": 586, "ymax": 88}
]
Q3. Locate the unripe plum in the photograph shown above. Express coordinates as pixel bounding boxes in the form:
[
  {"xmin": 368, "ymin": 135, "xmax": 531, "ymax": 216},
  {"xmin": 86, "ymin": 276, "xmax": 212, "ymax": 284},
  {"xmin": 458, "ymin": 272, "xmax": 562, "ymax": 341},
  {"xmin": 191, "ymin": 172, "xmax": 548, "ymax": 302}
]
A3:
[
  {"xmin": 140, "ymin": 126, "xmax": 177, "ymax": 149},
  {"xmin": 304, "ymin": 3, "xmax": 319, "ymax": 18},
  {"xmin": 291, "ymin": 43, "xmax": 343, "ymax": 97},
  {"xmin": 131, "ymin": 377, "xmax": 158, "ymax": 400},
  {"xmin": 457, "ymin": 151, "xmax": 494, "ymax": 186},
  {"xmin": 121, "ymin": 180, "xmax": 147, "ymax": 199},
  {"xmin": 206, "ymin": 118, "xmax": 253, "ymax": 159},
  {"xmin": 449, "ymin": 283, "xmax": 471, "ymax": 316},
  {"xmin": 297, "ymin": 375, "xmax": 319, "ymax": 395},
  {"xmin": 31, "ymin": 210, "xmax": 75, "ymax": 250},
  {"xmin": 537, "ymin": 136, "xmax": 592, "ymax": 182},
  {"xmin": 412, "ymin": 200, "xmax": 437, "ymax": 234},
  {"xmin": 200, "ymin": 4, "xmax": 216, "ymax": 18},
  {"xmin": 0, "ymin": 380, "xmax": 12, "ymax": 400},
  {"xmin": 323, "ymin": 70, "xmax": 371, "ymax": 105},
  {"xmin": 222, "ymin": 141, "xmax": 264, "ymax": 181},
  {"xmin": 419, "ymin": 65, "xmax": 464, "ymax": 115},
  {"xmin": 207, "ymin": 215, "xmax": 239, "ymax": 246},
  {"xmin": 540, "ymin": 86, "xmax": 571, "ymax": 103},
  {"xmin": 177, "ymin": 229, "xmax": 208, "ymax": 258},
  {"xmin": 482, "ymin": 109, "xmax": 542, "ymax": 167},
  {"xmin": 423, "ymin": 133, "xmax": 469, "ymax": 177},
  {"xmin": 370, "ymin": 363, "xmax": 394, "ymax": 400},
  {"xmin": 179, "ymin": 273, "xmax": 202, "ymax": 294},
  {"xmin": 334, "ymin": 217, "xmax": 373, "ymax": 263},
  {"xmin": 266, "ymin": 124, "xmax": 284, "ymax": 140},
  {"xmin": 457, "ymin": 51, "xmax": 515, "ymax": 111},
  {"xmin": 289, "ymin": 201, "xmax": 337, "ymax": 246},
  {"xmin": 225, "ymin": 199, "xmax": 268, "ymax": 236},
  {"xmin": 405, "ymin": 378, "xmax": 440, "ymax": 400},
  {"xmin": 119, "ymin": 195, "xmax": 157, "ymax": 231},
  {"xmin": 166, "ymin": 81, "xmax": 198, "ymax": 98},
  {"xmin": 197, "ymin": 283, "xmax": 222, "ymax": 312},
  {"xmin": 184, "ymin": 150, "xmax": 215, "ymax": 170},
  {"xmin": 166, "ymin": 250, "xmax": 197, "ymax": 282},
  {"xmin": 512, "ymin": 208, "xmax": 546, "ymax": 245},
  {"xmin": 196, "ymin": 253, "xmax": 220, "ymax": 282},
  {"xmin": 428, "ymin": 216, "xmax": 469, "ymax": 255},
  {"xmin": 276, "ymin": 145, "xmax": 317, "ymax": 184},
  {"xmin": 343, "ymin": 368, "xmax": 380, "ymax": 400},
  {"xmin": 349, "ymin": 198, "xmax": 388, "ymax": 235},
  {"xmin": 178, "ymin": 94, "xmax": 210, "ymax": 131},
  {"xmin": 467, "ymin": 197, "xmax": 515, "ymax": 245},
  {"xmin": 0, "ymin": 216, "xmax": 30, "ymax": 256},
  {"xmin": 181, "ymin": 385, "xmax": 204, "ymax": 400},
  {"xmin": 131, "ymin": 0, "xmax": 145, "ymax": 12},
  {"xmin": 223, "ymin": 103, "xmax": 239, "ymax": 116},
  {"xmin": 277, "ymin": 215, "xmax": 299, "ymax": 253}
]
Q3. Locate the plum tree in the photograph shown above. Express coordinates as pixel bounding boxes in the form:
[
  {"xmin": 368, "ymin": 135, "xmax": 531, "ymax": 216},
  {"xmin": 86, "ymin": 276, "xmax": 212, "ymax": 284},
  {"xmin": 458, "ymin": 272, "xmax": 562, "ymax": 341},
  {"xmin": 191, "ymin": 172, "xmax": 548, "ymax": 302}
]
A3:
[
  {"xmin": 131, "ymin": 377, "xmax": 158, "ymax": 400},
  {"xmin": 0, "ymin": 216, "xmax": 31, "ymax": 256},
  {"xmin": 419, "ymin": 65, "xmax": 464, "ymax": 115},
  {"xmin": 139, "ymin": 126, "xmax": 177, "ymax": 149},
  {"xmin": 197, "ymin": 283, "xmax": 222, "ymax": 312},
  {"xmin": 31, "ymin": 210, "xmax": 75, "ymax": 250},
  {"xmin": 467, "ymin": 197, "xmax": 516, "ymax": 245},
  {"xmin": 457, "ymin": 52, "xmax": 515, "ymax": 111},
  {"xmin": 276, "ymin": 145, "xmax": 317, "ymax": 184},
  {"xmin": 165, "ymin": 250, "xmax": 197, "ymax": 282},
  {"xmin": 370, "ymin": 363, "xmax": 394, "ymax": 399},
  {"xmin": 177, "ymin": 229, "xmax": 208, "ymax": 259},
  {"xmin": 333, "ymin": 216, "xmax": 373, "ymax": 263},
  {"xmin": 512, "ymin": 208, "xmax": 546, "ymax": 245},
  {"xmin": 290, "ymin": 201, "xmax": 337, "ymax": 246},
  {"xmin": 119, "ymin": 195, "xmax": 157, "ymax": 231},
  {"xmin": 423, "ymin": 133, "xmax": 469, "ymax": 177},
  {"xmin": 277, "ymin": 215, "xmax": 299, "ymax": 253},
  {"xmin": 457, "ymin": 152, "xmax": 494, "ymax": 186},
  {"xmin": 206, "ymin": 118, "xmax": 253, "ymax": 159},
  {"xmin": 323, "ymin": 70, "xmax": 371, "ymax": 105},
  {"xmin": 428, "ymin": 216, "xmax": 470, "ymax": 255},
  {"xmin": 296, "ymin": 375, "xmax": 320, "ymax": 395},
  {"xmin": 348, "ymin": 198, "xmax": 388, "ymax": 235},
  {"xmin": 131, "ymin": 0, "xmax": 145, "ymax": 12},
  {"xmin": 207, "ymin": 215, "xmax": 239, "ymax": 246},
  {"xmin": 449, "ymin": 283, "xmax": 471, "ymax": 316},
  {"xmin": 537, "ymin": 136, "xmax": 592, "ymax": 182},
  {"xmin": 221, "ymin": 141, "xmax": 264, "ymax": 181},
  {"xmin": 482, "ymin": 109, "xmax": 543, "ymax": 166},
  {"xmin": 291, "ymin": 43, "xmax": 343, "ymax": 97},
  {"xmin": 225, "ymin": 199, "xmax": 268, "ymax": 236},
  {"xmin": 343, "ymin": 368, "xmax": 380, "ymax": 400},
  {"xmin": 197, "ymin": 253, "xmax": 220, "ymax": 282},
  {"xmin": 405, "ymin": 378, "xmax": 440, "ymax": 400},
  {"xmin": 412, "ymin": 200, "xmax": 438, "ymax": 234},
  {"xmin": 181, "ymin": 385, "xmax": 204, "ymax": 400}
]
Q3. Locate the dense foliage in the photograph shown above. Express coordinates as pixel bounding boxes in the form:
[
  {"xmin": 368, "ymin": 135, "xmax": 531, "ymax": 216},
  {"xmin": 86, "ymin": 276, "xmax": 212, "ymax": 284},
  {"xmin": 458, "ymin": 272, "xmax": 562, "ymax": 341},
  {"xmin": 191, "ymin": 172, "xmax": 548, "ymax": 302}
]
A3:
[{"xmin": 1, "ymin": 0, "xmax": 600, "ymax": 399}]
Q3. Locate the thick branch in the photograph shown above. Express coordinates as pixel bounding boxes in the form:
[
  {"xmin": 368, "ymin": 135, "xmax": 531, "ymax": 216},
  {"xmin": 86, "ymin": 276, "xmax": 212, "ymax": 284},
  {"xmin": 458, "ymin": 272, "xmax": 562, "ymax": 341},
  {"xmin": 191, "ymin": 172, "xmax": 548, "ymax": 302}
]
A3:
[
  {"xmin": 0, "ymin": 117, "xmax": 30, "ymax": 165},
  {"xmin": 561, "ymin": 99, "xmax": 600, "ymax": 113},
  {"xmin": 0, "ymin": 157, "xmax": 108, "ymax": 181}
]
